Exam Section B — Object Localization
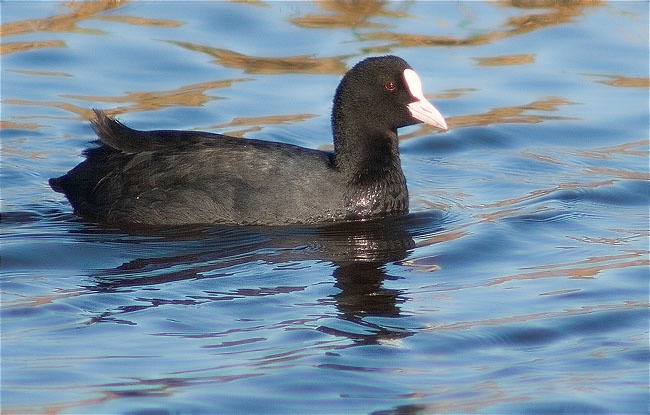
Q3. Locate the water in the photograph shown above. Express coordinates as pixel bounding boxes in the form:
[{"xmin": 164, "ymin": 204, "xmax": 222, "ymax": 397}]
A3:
[{"xmin": 2, "ymin": 1, "xmax": 648, "ymax": 414}]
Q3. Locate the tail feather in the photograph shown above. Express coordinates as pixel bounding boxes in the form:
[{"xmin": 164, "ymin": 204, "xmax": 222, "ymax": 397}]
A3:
[
  {"xmin": 90, "ymin": 109, "xmax": 219, "ymax": 154},
  {"xmin": 91, "ymin": 109, "xmax": 150, "ymax": 154}
]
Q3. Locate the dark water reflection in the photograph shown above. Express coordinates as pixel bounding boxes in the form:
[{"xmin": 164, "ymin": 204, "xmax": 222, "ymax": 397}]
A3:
[{"xmin": 77, "ymin": 213, "xmax": 445, "ymax": 345}]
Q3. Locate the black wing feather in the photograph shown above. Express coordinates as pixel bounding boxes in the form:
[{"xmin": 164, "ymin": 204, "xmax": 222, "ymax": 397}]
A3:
[{"xmin": 90, "ymin": 109, "xmax": 229, "ymax": 154}]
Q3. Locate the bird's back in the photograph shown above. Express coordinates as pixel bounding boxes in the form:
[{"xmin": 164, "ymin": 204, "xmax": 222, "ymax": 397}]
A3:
[{"xmin": 50, "ymin": 111, "xmax": 345, "ymax": 225}]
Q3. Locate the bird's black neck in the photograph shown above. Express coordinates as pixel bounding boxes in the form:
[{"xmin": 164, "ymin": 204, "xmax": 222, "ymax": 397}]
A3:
[
  {"xmin": 332, "ymin": 111, "xmax": 405, "ymax": 186},
  {"xmin": 333, "ymin": 124, "xmax": 408, "ymax": 219}
]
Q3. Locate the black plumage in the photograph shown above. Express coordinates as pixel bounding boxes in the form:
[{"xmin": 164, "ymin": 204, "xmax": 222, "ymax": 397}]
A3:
[{"xmin": 50, "ymin": 56, "xmax": 448, "ymax": 226}]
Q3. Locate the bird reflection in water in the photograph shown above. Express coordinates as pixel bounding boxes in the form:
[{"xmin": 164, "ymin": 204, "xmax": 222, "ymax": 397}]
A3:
[{"xmin": 83, "ymin": 213, "xmax": 444, "ymax": 344}]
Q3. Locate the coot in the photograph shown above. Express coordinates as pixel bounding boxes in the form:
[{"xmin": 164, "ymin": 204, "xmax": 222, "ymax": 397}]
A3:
[{"xmin": 50, "ymin": 55, "xmax": 448, "ymax": 226}]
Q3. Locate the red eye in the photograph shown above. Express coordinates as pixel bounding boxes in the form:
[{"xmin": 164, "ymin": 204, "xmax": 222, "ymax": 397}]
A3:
[{"xmin": 385, "ymin": 81, "xmax": 397, "ymax": 92}]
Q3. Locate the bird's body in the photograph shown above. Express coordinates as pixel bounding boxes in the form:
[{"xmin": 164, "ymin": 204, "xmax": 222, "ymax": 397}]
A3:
[{"xmin": 50, "ymin": 56, "xmax": 448, "ymax": 226}]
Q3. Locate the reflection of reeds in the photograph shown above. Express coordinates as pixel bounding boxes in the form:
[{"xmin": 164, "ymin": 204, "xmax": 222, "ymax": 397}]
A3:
[
  {"xmin": 487, "ymin": 251, "xmax": 649, "ymax": 285},
  {"xmin": 95, "ymin": 14, "xmax": 183, "ymax": 28},
  {"xmin": 206, "ymin": 114, "xmax": 318, "ymax": 137},
  {"xmin": 3, "ymin": 79, "xmax": 248, "ymax": 120},
  {"xmin": 577, "ymin": 139, "xmax": 649, "ymax": 159},
  {"xmin": 474, "ymin": 54, "xmax": 535, "ymax": 67},
  {"xmin": 0, "ymin": 0, "xmax": 607, "ymax": 63},
  {"xmin": 1, "ymin": 0, "xmax": 635, "ymax": 135},
  {"xmin": 0, "ymin": 1, "xmax": 122, "ymax": 38},
  {"xmin": 362, "ymin": 1, "xmax": 603, "ymax": 49},
  {"xmin": 591, "ymin": 75, "xmax": 650, "ymax": 88},
  {"xmin": 62, "ymin": 78, "xmax": 249, "ymax": 114},
  {"xmin": 0, "ymin": 120, "xmax": 41, "ymax": 131},
  {"xmin": 290, "ymin": 1, "xmax": 402, "ymax": 29},
  {"xmin": 0, "ymin": 0, "xmax": 180, "ymax": 39},
  {"xmin": 1, "ymin": 40, "xmax": 66, "ymax": 55},
  {"xmin": 1, "ymin": 1, "xmax": 118, "ymax": 55},
  {"xmin": 400, "ymin": 97, "xmax": 576, "ymax": 141},
  {"xmin": 0, "ymin": 1, "xmax": 180, "ymax": 55},
  {"xmin": 168, "ymin": 41, "xmax": 350, "ymax": 75},
  {"xmin": 449, "ymin": 97, "xmax": 577, "ymax": 127},
  {"xmin": 427, "ymin": 300, "xmax": 647, "ymax": 331}
]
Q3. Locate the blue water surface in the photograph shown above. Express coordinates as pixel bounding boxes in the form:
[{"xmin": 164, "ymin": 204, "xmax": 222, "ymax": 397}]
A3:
[{"xmin": 1, "ymin": 2, "xmax": 649, "ymax": 414}]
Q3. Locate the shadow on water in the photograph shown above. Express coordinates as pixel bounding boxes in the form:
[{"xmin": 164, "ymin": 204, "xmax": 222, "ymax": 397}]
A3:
[{"xmin": 64, "ymin": 211, "xmax": 447, "ymax": 344}]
